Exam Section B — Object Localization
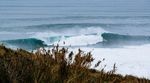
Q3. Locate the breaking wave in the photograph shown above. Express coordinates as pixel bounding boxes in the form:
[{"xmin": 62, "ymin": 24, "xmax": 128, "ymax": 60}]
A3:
[{"xmin": 1, "ymin": 32, "xmax": 150, "ymax": 50}]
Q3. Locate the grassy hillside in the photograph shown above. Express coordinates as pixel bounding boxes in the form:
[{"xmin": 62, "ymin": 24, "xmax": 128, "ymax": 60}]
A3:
[{"xmin": 0, "ymin": 45, "xmax": 149, "ymax": 83}]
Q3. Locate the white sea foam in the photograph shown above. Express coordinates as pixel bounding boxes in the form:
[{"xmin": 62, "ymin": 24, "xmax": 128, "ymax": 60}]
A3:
[
  {"xmin": 32, "ymin": 27, "xmax": 108, "ymax": 46},
  {"xmin": 69, "ymin": 44, "xmax": 150, "ymax": 79},
  {"xmin": 54, "ymin": 34, "xmax": 102, "ymax": 46}
]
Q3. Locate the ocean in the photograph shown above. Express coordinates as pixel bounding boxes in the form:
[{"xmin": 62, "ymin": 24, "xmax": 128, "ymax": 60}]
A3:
[{"xmin": 0, "ymin": 0, "xmax": 150, "ymax": 78}]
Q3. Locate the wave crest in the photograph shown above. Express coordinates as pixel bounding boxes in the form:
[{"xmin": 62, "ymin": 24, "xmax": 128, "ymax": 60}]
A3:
[{"xmin": 2, "ymin": 32, "xmax": 150, "ymax": 50}]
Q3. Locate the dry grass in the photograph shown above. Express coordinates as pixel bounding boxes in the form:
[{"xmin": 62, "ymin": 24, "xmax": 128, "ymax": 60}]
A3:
[{"xmin": 0, "ymin": 45, "xmax": 149, "ymax": 83}]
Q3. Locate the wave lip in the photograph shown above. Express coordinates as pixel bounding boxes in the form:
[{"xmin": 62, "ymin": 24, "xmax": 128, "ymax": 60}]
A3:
[
  {"xmin": 102, "ymin": 33, "xmax": 150, "ymax": 42},
  {"xmin": 1, "ymin": 38, "xmax": 47, "ymax": 50},
  {"xmin": 101, "ymin": 33, "xmax": 150, "ymax": 46}
]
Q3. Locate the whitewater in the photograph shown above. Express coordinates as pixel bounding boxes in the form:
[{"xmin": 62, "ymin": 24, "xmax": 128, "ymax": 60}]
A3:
[
  {"xmin": 1, "ymin": 0, "xmax": 150, "ymax": 79},
  {"xmin": 69, "ymin": 44, "xmax": 150, "ymax": 79}
]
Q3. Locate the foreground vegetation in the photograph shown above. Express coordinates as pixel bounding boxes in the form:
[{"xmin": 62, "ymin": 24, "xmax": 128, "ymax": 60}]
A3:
[{"xmin": 0, "ymin": 45, "xmax": 149, "ymax": 83}]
